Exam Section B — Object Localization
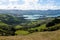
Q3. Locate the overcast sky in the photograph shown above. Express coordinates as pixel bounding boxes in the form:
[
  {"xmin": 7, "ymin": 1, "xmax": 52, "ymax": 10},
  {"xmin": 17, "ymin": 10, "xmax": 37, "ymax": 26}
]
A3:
[{"xmin": 0, "ymin": 0, "xmax": 60, "ymax": 10}]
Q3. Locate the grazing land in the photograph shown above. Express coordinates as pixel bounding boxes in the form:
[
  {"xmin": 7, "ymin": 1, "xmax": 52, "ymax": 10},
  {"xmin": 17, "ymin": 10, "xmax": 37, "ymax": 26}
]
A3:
[
  {"xmin": 0, "ymin": 10, "xmax": 60, "ymax": 40},
  {"xmin": 0, "ymin": 30, "xmax": 60, "ymax": 40}
]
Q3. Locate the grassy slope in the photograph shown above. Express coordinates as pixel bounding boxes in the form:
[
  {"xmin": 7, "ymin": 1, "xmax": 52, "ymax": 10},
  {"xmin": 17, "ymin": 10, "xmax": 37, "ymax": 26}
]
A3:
[{"xmin": 0, "ymin": 30, "xmax": 60, "ymax": 40}]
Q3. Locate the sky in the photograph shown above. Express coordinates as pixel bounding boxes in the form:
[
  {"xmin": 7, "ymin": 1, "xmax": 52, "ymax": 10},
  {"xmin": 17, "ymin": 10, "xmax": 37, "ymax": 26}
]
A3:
[{"xmin": 0, "ymin": 0, "xmax": 60, "ymax": 10}]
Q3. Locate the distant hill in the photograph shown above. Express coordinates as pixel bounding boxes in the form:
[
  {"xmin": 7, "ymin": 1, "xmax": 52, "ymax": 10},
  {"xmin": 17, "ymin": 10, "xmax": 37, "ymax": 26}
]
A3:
[{"xmin": 0, "ymin": 9, "xmax": 60, "ymax": 16}]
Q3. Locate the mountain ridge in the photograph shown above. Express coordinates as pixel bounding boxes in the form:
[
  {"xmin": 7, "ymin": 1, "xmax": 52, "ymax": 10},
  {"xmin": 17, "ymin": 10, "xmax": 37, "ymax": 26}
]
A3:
[{"xmin": 0, "ymin": 9, "xmax": 60, "ymax": 15}]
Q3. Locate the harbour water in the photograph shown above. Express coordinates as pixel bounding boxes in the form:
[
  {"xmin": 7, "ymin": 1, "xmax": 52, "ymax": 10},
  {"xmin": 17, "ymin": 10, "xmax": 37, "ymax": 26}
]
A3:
[{"xmin": 23, "ymin": 14, "xmax": 60, "ymax": 19}]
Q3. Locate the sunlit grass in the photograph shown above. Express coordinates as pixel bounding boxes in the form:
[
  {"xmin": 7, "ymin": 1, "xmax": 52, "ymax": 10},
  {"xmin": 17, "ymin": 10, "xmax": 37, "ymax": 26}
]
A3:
[
  {"xmin": 0, "ymin": 30, "xmax": 60, "ymax": 40},
  {"xmin": 28, "ymin": 24, "xmax": 46, "ymax": 31},
  {"xmin": 15, "ymin": 30, "xmax": 29, "ymax": 35}
]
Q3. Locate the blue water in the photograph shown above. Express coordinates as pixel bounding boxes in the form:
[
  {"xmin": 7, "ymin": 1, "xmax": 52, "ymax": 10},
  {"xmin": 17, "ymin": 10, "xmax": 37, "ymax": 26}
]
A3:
[
  {"xmin": 23, "ymin": 14, "xmax": 60, "ymax": 19},
  {"xmin": 23, "ymin": 15, "xmax": 43, "ymax": 19}
]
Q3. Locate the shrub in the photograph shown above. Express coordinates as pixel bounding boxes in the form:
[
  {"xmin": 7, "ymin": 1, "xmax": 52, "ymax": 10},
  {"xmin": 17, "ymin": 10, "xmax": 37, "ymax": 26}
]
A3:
[
  {"xmin": 46, "ymin": 24, "xmax": 60, "ymax": 31},
  {"xmin": 46, "ymin": 22, "xmax": 55, "ymax": 27}
]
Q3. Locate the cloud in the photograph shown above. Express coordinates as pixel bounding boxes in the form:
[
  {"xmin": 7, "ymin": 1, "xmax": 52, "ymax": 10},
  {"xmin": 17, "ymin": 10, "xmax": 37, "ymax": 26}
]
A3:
[
  {"xmin": 0, "ymin": 0, "xmax": 60, "ymax": 10},
  {"xmin": 9, "ymin": 0, "xmax": 18, "ymax": 2},
  {"xmin": 18, "ymin": 0, "xmax": 60, "ymax": 10}
]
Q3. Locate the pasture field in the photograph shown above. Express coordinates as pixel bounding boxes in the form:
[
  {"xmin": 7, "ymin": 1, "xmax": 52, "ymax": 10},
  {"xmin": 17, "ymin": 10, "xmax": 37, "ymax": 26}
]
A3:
[{"xmin": 0, "ymin": 30, "xmax": 60, "ymax": 40}]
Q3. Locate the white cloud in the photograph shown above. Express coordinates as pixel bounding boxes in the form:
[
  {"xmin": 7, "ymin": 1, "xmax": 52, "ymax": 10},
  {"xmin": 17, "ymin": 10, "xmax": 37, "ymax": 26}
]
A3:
[
  {"xmin": 9, "ymin": 0, "xmax": 18, "ymax": 1},
  {"xmin": 0, "ymin": 2, "xmax": 2, "ymax": 4},
  {"xmin": 0, "ymin": 0, "xmax": 60, "ymax": 10}
]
